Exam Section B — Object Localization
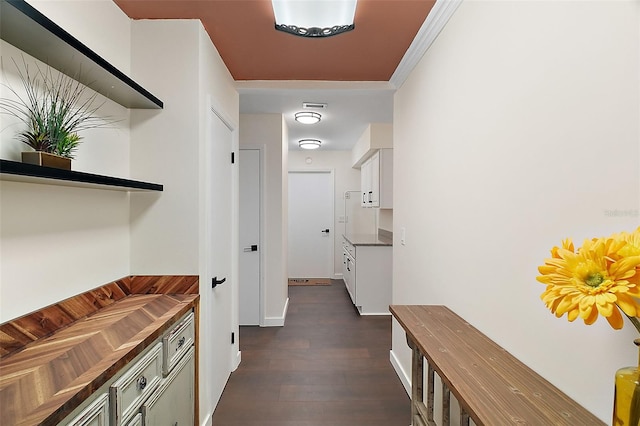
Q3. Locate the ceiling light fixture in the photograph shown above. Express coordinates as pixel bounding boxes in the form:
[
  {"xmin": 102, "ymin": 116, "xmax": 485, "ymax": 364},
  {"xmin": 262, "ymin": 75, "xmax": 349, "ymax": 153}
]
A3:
[
  {"xmin": 295, "ymin": 111, "xmax": 321, "ymax": 124},
  {"xmin": 299, "ymin": 139, "xmax": 322, "ymax": 150},
  {"xmin": 272, "ymin": 0, "xmax": 357, "ymax": 38}
]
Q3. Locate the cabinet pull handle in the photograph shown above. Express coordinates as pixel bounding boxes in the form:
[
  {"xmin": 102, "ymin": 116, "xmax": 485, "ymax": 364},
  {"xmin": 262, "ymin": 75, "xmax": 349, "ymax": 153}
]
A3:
[
  {"xmin": 177, "ymin": 336, "xmax": 186, "ymax": 350},
  {"xmin": 137, "ymin": 376, "xmax": 147, "ymax": 391}
]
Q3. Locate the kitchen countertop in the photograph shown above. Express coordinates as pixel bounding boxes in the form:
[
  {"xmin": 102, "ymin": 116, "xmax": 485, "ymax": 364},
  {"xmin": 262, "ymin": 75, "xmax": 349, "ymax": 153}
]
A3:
[
  {"xmin": 0, "ymin": 293, "xmax": 199, "ymax": 426},
  {"xmin": 343, "ymin": 233, "xmax": 393, "ymax": 246}
]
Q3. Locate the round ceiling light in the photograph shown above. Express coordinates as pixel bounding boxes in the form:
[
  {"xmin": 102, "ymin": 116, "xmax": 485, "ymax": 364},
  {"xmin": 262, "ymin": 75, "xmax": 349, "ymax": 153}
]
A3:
[
  {"xmin": 299, "ymin": 139, "xmax": 322, "ymax": 150},
  {"xmin": 294, "ymin": 111, "xmax": 321, "ymax": 124}
]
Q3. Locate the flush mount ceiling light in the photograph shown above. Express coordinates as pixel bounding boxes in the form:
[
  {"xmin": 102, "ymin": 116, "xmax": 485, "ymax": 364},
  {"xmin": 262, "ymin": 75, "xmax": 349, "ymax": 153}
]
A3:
[
  {"xmin": 272, "ymin": 0, "xmax": 357, "ymax": 38},
  {"xmin": 295, "ymin": 111, "xmax": 321, "ymax": 124},
  {"xmin": 299, "ymin": 139, "xmax": 322, "ymax": 149}
]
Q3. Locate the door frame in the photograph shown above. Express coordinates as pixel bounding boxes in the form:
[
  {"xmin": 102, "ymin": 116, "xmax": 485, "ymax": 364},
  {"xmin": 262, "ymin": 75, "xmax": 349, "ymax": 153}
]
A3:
[
  {"xmin": 239, "ymin": 147, "xmax": 265, "ymax": 326},
  {"xmin": 287, "ymin": 169, "xmax": 335, "ymax": 280}
]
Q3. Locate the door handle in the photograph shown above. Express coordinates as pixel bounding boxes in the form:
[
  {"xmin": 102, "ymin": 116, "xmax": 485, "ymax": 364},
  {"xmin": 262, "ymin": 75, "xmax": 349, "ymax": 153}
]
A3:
[
  {"xmin": 212, "ymin": 276, "xmax": 226, "ymax": 288},
  {"xmin": 321, "ymin": 229, "xmax": 330, "ymax": 234},
  {"xmin": 243, "ymin": 244, "xmax": 258, "ymax": 252}
]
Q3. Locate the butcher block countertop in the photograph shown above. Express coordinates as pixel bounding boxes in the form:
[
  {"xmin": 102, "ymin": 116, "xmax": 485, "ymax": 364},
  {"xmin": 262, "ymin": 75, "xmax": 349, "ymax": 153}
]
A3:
[{"xmin": 0, "ymin": 293, "xmax": 199, "ymax": 426}]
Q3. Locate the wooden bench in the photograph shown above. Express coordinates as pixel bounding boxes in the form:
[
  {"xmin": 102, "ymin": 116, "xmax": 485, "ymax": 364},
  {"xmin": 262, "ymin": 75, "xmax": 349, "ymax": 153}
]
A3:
[{"xmin": 390, "ymin": 305, "xmax": 606, "ymax": 426}]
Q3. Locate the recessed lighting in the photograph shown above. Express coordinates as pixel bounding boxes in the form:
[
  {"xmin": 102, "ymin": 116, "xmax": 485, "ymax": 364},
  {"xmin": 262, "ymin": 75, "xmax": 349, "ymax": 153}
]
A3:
[
  {"xmin": 299, "ymin": 139, "xmax": 321, "ymax": 150},
  {"xmin": 295, "ymin": 111, "xmax": 321, "ymax": 124}
]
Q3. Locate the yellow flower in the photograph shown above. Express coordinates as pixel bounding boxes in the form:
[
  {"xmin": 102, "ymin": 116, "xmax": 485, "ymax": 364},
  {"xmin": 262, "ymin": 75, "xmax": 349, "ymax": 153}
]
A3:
[
  {"xmin": 612, "ymin": 226, "xmax": 640, "ymax": 259},
  {"xmin": 537, "ymin": 235, "xmax": 640, "ymax": 330}
]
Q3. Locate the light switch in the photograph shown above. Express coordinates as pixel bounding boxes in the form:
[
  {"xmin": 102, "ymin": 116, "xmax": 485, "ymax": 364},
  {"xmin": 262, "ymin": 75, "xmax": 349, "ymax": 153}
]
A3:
[{"xmin": 401, "ymin": 227, "xmax": 406, "ymax": 245}]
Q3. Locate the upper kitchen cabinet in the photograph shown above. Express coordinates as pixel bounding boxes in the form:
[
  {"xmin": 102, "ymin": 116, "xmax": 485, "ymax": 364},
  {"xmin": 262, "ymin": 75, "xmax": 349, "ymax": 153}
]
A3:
[
  {"xmin": 360, "ymin": 149, "xmax": 393, "ymax": 208},
  {"xmin": 353, "ymin": 123, "xmax": 393, "ymax": 209},
  {"xmin": 0, "ymin": 0, "xmax": 163, "ymax": 109}
]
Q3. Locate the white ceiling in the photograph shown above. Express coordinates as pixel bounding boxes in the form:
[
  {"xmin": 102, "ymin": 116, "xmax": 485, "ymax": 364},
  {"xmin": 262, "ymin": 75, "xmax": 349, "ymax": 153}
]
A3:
[{"xmin": 237, "ymin": 81, "xmax": 395, "ymax": 151}]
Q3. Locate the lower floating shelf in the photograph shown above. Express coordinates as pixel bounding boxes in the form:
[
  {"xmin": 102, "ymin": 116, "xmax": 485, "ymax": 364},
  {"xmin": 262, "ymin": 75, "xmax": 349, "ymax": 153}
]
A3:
[{"xmin": 0, "ymin": 159, "xmax": 163, "ymax": 192}]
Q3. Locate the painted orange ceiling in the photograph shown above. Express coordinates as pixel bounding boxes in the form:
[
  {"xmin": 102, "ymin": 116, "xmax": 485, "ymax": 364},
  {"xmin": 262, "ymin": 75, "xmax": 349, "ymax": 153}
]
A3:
[{"xmin": 113, "ymin": 0, "xmax": 436, "ymax": 81}]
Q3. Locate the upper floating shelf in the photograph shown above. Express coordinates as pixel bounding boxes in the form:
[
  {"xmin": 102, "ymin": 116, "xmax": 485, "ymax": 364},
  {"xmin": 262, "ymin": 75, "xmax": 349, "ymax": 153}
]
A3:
[
  {"xmin": 0, "ymin": 160, "xmax": 164, "ymax": 192},
  {"xmin": 0, "ymin": 0, "xmax": 163, "ymax": 109}
]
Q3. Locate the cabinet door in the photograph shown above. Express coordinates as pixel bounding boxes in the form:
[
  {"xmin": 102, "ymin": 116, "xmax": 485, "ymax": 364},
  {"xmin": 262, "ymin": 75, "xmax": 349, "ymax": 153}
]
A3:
[
  {"xmin": 369, "ymin": 151, "xmax": 380, "ymax": 207},
  {"xmin": 142, "ymin": 347, "xmax": 194, "ymax": 426},
  {"xmin": 360, "ymin": 159, "xmax": 370, "ymax": 207},
  {"xmin": 62, "ymin": 393, "xmax": 109, "ymax": 426}
]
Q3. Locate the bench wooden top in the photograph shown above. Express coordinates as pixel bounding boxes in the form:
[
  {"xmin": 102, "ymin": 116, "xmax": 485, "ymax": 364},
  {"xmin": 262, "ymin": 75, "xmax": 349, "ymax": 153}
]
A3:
[{"xmin": 390, "ymin": 305, "xmax": 605, "ymax": 426}]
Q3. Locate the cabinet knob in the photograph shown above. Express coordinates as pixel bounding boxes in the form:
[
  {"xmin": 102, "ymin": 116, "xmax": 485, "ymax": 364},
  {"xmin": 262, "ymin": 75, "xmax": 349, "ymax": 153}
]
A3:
[
  {"xmin": 137, "ymin": 376, "xmax": 147, "ymax": 391},
  {"xmin": 177, "ymin": 336, "xmax": 186, "ymax": 350}
]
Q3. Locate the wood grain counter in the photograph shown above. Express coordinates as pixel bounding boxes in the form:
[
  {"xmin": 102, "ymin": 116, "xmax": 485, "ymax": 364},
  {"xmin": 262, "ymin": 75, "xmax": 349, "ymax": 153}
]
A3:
[
  {"xmin": 390, "ymin": 305, "xmax": 605, "ymax": 426},
  {"xmin": 0, "ymin": 294, "xmax": 199, "ymax": 425}
]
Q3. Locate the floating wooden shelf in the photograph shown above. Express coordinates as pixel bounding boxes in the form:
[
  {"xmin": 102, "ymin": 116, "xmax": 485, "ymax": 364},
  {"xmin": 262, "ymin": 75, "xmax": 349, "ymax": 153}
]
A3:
[
  {"xmin": 0, "ymin": 160, "xmax": 163, "ymax": 192},
  {"xmin": 0, "ymin": 0, "xmax": 163, "ymax": 109}
]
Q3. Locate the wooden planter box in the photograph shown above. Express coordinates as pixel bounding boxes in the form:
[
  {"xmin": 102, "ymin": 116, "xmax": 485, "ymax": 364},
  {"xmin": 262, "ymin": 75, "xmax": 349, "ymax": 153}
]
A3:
[{"xmin": 21, "ymin": 152, "xmax": 71, "ymax": 170}]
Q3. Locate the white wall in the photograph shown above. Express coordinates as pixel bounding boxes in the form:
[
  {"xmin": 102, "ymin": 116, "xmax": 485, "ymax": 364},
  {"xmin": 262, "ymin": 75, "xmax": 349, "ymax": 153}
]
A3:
[
  {"xmin": 0, "ymin": 1, "xmax": 132, "ymax": 321},
  {"xmin": 129, "ymin": 21, "xmax": 201, "ymax": 275},
  {"xmin": 26, "ymin": 0, "xmax": 132, "ymax": 74},
  {"xmin": 289, "ymin": 150, "xmax": 362, "ymax": 277},
  {"xmin": 130, "ymin": 19, "xmax": 239, "ymax": 426},
  {"xmin": 239, "ymin": 114, "xmax": 289, "ymax": 325},
  {"xmin": 392, "ymin": 0, "xmax": 639, "ymax": 422}
]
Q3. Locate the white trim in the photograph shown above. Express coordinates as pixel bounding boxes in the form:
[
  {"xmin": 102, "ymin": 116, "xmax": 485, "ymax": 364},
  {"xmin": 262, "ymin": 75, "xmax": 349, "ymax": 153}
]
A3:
[
  {"xmin": 209, "ymin": 100, "xmax": 238, "ymax": 131},
  {"xmin": 359, "ymin": 311, "xmax": 391, "ymax": 316},
  {"xmin": 232, "ymin": 350, "xmax": 241, "ymax": 371},
  {"xmin": 201, "ymin": 412, "xmax": 213, "ymax": 426},
  {"xmin": 390, "ymin": 0, "xmax": 463, "ymax": 89},
  {"xmin": 262, "ymin": 297, "xmax": 289, "ymax": 327},
  {"xmin": 390, "ymin": 349, "xmax": 412, "ymax": 397}
]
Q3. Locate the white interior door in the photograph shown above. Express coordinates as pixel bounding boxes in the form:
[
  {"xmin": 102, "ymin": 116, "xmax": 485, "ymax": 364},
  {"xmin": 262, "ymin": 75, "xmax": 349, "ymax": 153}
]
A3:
[
  {"xmin": 239, "ymin": 149, "xmax": 260, "ymax": 325},
  {"xmin": 206, "ymin": 110, "xmax": 233, "ymax": 408},
  {"xmin": 288, "ymin": 171, "xmax": 333, "ymax": 279}
]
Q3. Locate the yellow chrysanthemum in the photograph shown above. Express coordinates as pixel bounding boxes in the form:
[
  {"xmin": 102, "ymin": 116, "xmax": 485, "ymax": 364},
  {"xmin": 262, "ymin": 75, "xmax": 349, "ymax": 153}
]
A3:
[{"xmin": 537, "ymin": 235, "xmax": 640, "ymax": 330}]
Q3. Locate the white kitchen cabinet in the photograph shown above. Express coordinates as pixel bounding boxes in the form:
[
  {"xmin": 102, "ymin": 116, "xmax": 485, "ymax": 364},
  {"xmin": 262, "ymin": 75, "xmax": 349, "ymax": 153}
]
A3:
[
  {"xmin": 360, "ymin": 149, "xmax": 392, "ymax": 208},
  {"xmin": 141, "ymin": 347, "xmax": 195, "ymax": 426},
  {"xmin": 342, "ymin": 236, "xmax": 392, "ymax": 315},
  {"xmin": 63, "ymin": 393, "xmax": 109, "ymax": 426}
]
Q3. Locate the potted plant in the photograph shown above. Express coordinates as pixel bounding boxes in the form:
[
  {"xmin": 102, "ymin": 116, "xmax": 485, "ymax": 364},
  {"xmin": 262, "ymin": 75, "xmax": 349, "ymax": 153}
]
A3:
[{"xmin": 0, "ymin": 58, "xmax": 114, "ymax": 170}]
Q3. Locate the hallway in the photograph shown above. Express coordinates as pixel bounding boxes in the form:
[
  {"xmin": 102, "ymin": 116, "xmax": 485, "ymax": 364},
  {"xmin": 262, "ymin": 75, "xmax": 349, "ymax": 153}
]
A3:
[{"xmin": 212, "ymin": 280, "xmax": 411, "ymax": 425}]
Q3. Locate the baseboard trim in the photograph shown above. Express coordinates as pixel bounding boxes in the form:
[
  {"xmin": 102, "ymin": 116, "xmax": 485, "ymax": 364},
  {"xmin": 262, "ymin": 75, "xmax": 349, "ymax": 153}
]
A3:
[
  {"xmin": 390, "ymin": 349, "xmax": 411, "ymax": 397},
  {"xmin": 201, "ymin": 412, "xmax": 212, "ymax": 426},
  {"xmin": 232, "ymin": 350, "xmax": 241, "ymax": 371},
  {"xmin": 262, "ymin": 297, "xmax": 289, "ymax": 327}
]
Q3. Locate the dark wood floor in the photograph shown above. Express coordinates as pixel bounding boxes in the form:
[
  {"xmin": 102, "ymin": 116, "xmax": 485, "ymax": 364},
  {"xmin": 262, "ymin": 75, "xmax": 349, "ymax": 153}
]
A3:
[{"xmin": 211, "ymin": 280, "xmax": 410, "ymax": 426}]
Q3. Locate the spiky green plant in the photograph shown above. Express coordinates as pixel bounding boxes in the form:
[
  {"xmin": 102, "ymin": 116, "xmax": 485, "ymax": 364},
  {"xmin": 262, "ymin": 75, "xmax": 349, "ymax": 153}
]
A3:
[{"xmin": 0, "ymin": 57, "xmax": 115, "ymax": 159}]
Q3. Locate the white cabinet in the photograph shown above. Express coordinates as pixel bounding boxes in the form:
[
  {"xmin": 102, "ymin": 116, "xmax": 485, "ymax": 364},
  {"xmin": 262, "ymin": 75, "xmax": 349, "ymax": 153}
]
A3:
[
  {"xmin": 360, "ymin": 149, "xmax": 392, "ymax": 208},
  {"xmin": 110, "ymin": 343, "xmax": 163, "ymax": 425},
  {"xmin": 63, "ymin": 393, "xmax": 109, "ymax": 426},
  {"xmin": 342, "ymin": 237, "xmax": 392, "ymax": 315},
  {"xmin": 142, "ymin": 347, "xmax": 195, "ymax": 426},
  {"xmin": 342, "ymin": 240, "xmax": 356, "ymax": 303},
  {"xmin": 59, "ymin": 310, "xmax": 196, "ymax": 426}
]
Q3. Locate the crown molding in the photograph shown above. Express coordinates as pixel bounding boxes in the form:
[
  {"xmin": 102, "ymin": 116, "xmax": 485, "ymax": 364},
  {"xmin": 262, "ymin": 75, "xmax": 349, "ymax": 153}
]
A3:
[{"xmin": 389, "ymin": 0, "xmax": 463, "ymax": 89}]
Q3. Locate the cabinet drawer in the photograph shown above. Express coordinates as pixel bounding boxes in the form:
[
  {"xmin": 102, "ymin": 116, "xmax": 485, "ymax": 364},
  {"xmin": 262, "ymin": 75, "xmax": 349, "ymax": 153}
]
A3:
[
  {"xmin": 162, "ymin": 312, "xmax": 194, "ymax": 375},
  {"xmin": 343, "ymin": 240, "xmax": 356, "ymax": 258},
  {"xmin": 63, "ymin": 393, "xmax": 109, "ymax": 426},
  {"xmin": 110, "ymin": 342, "xmax": 162, "ymax": 425}
]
